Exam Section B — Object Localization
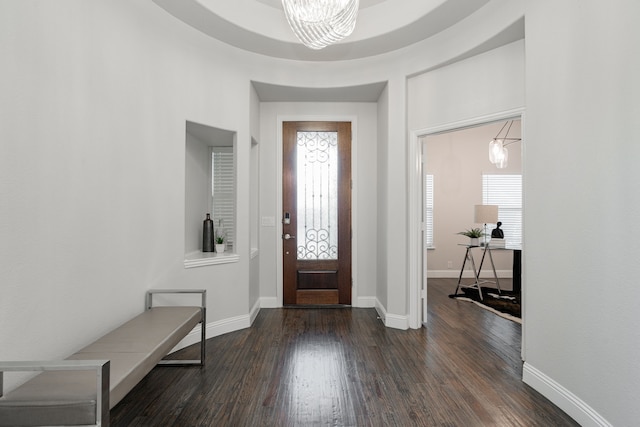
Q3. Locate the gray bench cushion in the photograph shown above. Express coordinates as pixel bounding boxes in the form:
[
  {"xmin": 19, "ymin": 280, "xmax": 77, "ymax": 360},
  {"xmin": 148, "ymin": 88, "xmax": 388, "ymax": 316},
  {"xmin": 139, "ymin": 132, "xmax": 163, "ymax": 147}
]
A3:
[{"xmin": 0, "ymin": 306, "xmax": 202, "ymax": 426}]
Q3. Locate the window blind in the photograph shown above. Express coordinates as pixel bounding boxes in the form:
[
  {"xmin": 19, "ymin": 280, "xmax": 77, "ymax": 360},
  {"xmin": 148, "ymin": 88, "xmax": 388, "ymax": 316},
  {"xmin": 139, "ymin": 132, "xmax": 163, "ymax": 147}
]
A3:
[
  {"xmin": 482, "ymin": 174, "xmax": 522, "ymax": 246},
  {"xmin": 211, "ymin": 147, "xmax": 235, "ymax": 251},
  {"xmin": 425, "ymin": 174, "xmax": 434, "ymax": 248}
]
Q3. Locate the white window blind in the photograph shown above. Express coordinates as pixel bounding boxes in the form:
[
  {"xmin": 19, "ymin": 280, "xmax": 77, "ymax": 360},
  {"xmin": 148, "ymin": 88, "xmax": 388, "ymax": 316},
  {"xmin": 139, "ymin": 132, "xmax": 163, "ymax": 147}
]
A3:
[
  {"xmin": 482, "ymin": 174, "xmax": 522, "ymax": 246},
  {"xmin": 211, "ymin": 147, "xmax": 235, "ymax": 251},
  {"xmin": 425, "ymin": 174, "xmax": 434, "ymax": 248}
]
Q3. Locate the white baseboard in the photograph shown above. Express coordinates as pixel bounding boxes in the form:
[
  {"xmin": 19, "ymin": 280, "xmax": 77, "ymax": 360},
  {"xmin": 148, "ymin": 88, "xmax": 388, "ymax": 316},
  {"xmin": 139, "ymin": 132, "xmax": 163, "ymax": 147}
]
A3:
[
  {"xmin": 355, "ymin": 296, "xmax": 377, "ymax": 308},
  {"xmin": 374, "ymin": 300, "xmax": 387, "ymax": 324},
  {"xmin": 171, "ymin": 313, "xmax": 252, "ymax": 353},
  {"xmin": 249, "ymin": 299, "xmax": 261, "ymax": 325},
  {"xmin": 428, "ymin": 269, "xmax": 512, "ymax": 279},
  {"xmin": 385, "ymin": 313, "xmax": 409, "ymax": 330},
  {"xmin": 523, "ymin": 362, "xmax": 612, "ymax": 427},
  {"xmin": 374, "ymin": 299, "xmax": 408, "ymax": 330},
  {"xmin": 259, "ymin": 296, "xmax": 280, "ymax": 308}
]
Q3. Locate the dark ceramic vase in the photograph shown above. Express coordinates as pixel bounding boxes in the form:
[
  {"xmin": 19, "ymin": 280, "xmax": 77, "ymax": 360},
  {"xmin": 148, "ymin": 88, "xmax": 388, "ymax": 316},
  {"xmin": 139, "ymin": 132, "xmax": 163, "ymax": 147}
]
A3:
[{"xmin": 203, "ymin": 213, "xmax": 214, "ymax": 252}]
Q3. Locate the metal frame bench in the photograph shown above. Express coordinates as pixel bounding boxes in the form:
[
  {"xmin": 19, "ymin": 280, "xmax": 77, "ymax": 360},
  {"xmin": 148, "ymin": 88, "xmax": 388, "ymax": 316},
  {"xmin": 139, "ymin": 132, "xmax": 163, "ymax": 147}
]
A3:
[{"xmin": 0, "ymin": 289, "xmax": 206, "ymax": 427}]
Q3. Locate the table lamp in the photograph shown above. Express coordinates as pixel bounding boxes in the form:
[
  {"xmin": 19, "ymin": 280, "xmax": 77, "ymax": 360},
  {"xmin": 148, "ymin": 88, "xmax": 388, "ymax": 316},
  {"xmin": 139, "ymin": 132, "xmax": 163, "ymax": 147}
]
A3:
[{"xmin": 474, "ymin": 204, "xmax": 498, "ymax": 246}]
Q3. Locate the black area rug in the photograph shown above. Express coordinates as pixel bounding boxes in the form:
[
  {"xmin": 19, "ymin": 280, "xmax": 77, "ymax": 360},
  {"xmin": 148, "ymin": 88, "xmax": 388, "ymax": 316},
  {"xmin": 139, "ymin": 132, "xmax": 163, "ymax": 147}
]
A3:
[{"xmin": 449, "ymin": 286, "xmax": 521, "ymax": 322}]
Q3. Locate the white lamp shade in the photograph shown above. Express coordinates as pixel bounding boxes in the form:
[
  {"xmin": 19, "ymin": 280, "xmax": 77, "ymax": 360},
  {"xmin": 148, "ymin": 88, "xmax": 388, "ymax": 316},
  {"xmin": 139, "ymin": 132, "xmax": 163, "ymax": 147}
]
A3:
[{"xmin": 474, "ymin": 204, "xmax": 499, "ymax": 224}]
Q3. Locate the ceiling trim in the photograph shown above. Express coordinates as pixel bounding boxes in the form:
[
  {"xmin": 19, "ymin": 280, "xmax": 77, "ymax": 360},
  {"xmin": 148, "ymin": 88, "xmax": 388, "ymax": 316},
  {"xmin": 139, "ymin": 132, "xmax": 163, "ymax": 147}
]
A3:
[
  {"xmin": 252, "ymin": 81, "xmax": 388, "ymax": 102},
  {"xmin": 152, "ymin": 0, "xmax": 493, "ymax": 62}
]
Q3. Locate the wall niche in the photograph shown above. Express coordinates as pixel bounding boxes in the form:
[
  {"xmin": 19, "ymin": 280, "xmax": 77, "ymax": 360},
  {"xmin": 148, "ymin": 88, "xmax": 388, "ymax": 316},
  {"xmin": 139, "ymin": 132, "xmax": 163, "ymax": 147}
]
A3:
[{"xmin": 184, "ymin": 121, "xmax": 238, "ymax": 267}]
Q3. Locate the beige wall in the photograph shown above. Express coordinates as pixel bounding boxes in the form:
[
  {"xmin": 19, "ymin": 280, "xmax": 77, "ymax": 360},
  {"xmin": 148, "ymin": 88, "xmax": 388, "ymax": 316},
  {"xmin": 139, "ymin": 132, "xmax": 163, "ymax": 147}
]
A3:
[{"xmin": 424, "ymin": 121, "xmax": 521, "ymax": 280}]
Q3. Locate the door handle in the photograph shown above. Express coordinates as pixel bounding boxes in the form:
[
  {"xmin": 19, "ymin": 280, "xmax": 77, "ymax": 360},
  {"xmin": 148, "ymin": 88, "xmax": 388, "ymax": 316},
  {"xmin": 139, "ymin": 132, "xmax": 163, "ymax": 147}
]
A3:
[{"xmin": 282, "ymin": 233, "xmax": 296, "ymax": 240}]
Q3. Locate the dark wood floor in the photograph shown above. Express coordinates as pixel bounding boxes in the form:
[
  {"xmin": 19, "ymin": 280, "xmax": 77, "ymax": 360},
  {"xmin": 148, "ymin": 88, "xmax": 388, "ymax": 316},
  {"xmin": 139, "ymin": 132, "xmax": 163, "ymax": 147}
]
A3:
[{"xmin": 110, "ymin": 279, "xmax": 578, "ymax": 426}]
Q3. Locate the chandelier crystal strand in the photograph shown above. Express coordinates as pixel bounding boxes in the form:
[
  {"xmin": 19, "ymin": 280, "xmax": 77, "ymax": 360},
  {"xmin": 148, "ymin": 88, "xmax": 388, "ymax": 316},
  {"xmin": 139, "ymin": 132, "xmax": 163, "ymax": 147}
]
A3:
[{"xmin": 282, "ymin": 0, "xmax": 359, "ymax": 49}]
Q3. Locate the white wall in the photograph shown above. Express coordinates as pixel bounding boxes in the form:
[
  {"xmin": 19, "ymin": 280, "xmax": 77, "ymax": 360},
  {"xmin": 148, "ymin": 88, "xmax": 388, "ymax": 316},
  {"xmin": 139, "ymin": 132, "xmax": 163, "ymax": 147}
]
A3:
[
  {"xmin": 0, "ymin": 2, "xmax": 527, "ymax": 391},
  {"xmin": 245, "ymin": 2, "xmax": 526, "ymax": 327},
  {"xmin": 408, "ymin": 40, "xmax": 525, "ymax": 130},
  {"xmin": 11, "ymin": 3, "xmax": 636, "ymax": 425},
  {"xmin": 381, "ymin": 76, "xmax": 410, "ymax": 325},
  {"xmin": 184, "ymin": 130, "xmax": 212, "ymax": 254},
  {"xmin": 376, "ymin": 85, "xmax": 390, "ymax": 310},
  {"xmin": 249, "ymin": 85, "xmax": 262, "ymax": 310},
  {"xmin": 407, "ymin": 40, "xmax": 525, "ymax": 330},
  {"xmin": 0, "ymin": 1, "xmax": 254, "ymax": 389},
  {"xmin": 258, "ymin": 102, "xmax": 379, "ymax": 307},
  {"xmin": 523, "ymin": 1, "xmax": 640, "ymax": 426},
  {"xmin": 249, "ymin": 138, "xmax": 260, "ymax": 309}
]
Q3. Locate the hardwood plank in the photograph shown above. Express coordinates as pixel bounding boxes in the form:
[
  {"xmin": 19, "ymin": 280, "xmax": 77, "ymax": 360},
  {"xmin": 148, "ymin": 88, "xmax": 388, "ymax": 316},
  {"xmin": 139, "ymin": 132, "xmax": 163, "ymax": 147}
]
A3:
[{"xmin": 110, "ymin": 279, "xmax": 578, "ymax": 426}]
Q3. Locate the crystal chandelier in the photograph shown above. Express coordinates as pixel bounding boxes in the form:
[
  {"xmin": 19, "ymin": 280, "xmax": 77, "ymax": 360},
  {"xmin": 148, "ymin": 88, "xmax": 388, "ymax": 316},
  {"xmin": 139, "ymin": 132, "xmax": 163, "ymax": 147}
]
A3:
[{"xmin": 282, "ymin": 0, "xmax": 360, "ymax": 50}]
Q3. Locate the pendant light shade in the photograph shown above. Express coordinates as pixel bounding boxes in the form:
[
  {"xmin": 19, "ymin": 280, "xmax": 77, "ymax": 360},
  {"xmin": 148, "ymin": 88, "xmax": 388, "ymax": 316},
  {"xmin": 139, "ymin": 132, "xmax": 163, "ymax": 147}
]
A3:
[
  {"xmin": 282, "ymin": 0, "xmax": 359, "ymax": 50},
  {"xmin": 496, "ymin": 146, "xmax": 508, "ymax": 169},
  {"xmin": 489, "ymin": 139, "xmax": 504, "ymax": 164},
  {"xmin": 488, "ymin": 120, "xmax": 520, "ymax": 169}
]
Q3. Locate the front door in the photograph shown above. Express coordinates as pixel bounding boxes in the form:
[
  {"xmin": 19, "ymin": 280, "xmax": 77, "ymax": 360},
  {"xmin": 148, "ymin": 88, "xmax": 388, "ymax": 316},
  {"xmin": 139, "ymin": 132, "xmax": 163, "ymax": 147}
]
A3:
[{"xmin": 282, "ymin": 121, "xmax": 352, "ymax": 305}]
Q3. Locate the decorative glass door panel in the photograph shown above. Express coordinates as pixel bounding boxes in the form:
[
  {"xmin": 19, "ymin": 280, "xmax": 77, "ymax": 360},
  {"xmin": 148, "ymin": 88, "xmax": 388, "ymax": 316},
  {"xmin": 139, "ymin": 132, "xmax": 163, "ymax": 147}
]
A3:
[
  {"xmin": 296, "ymin": 131, "xmax": 338, "ymax": 261},
  {"xmin": 282, "ymin": 122, "xmax": 352, "ymax": 305}
]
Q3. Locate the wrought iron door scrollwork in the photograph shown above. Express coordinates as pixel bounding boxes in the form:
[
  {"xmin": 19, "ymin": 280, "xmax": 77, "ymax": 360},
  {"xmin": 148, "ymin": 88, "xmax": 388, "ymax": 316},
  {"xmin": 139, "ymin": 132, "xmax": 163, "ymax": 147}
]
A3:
[{"xmin": 297, "ymin": 228, "xmax": 337, "ymax": 259}]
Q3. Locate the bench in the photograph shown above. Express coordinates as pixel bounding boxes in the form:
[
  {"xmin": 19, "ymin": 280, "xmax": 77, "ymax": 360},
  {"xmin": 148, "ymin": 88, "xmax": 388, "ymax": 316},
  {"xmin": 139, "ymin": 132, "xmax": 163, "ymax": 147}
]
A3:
[{"xmin": 0, "ymin": 289, "xmax": 206, "ymax": 427}]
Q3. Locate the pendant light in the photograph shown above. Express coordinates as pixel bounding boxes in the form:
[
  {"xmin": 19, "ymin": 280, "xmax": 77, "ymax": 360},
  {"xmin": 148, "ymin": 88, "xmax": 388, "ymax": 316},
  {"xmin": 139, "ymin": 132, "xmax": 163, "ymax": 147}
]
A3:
[{"xmin": 488, "ymin": 120, "xmax": 520, "ymax": 169}]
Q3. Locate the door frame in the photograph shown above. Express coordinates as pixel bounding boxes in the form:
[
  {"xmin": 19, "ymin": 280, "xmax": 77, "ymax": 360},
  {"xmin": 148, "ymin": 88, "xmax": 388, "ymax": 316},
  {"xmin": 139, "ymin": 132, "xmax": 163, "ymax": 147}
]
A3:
[
  {"xmin": 276, "ymin": 115, "xmax": 359, "ymax": 307},
  {"xmin": 407, "ymin": 107, "xmax": 526, "ymax": 358}
]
